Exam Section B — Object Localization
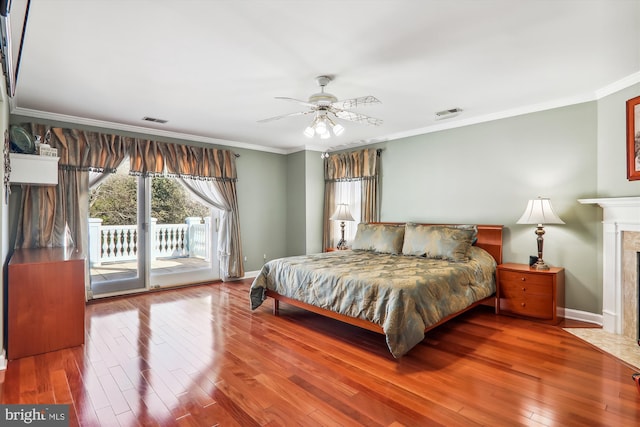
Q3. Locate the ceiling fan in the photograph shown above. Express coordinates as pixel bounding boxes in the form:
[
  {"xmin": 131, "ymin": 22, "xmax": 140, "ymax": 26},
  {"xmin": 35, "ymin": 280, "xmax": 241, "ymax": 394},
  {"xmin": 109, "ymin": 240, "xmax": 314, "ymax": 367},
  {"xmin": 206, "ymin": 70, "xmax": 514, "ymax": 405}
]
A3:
[{"xmin": 258, "ymin": 75, "xmax": 382, "ymax": 139}]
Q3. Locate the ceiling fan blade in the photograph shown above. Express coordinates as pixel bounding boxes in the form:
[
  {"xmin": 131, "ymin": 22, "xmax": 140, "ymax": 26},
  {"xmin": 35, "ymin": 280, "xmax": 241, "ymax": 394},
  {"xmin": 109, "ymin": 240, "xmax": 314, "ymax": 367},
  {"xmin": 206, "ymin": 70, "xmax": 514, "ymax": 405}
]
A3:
[
  {"xmin": 331, "ymin": 96, "xmax": 381, "ymax": 110},
  {"xmin": 257, "ymin": 110, "xmax": 313, "ymax": 123},
  {"xmin": 275, "ymin": 96, "xmax": 317, "ymax": 109},
  {"xmin": 333, "ymin": 109, "xmax": 383, "ymax": 126}
]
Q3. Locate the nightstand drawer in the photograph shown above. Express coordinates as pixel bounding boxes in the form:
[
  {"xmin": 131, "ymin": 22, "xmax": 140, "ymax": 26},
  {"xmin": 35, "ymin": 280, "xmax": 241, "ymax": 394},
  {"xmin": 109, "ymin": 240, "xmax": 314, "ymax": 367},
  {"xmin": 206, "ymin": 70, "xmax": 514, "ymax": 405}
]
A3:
[
  {"xmin": 499, "ymin": 294, "xmax": 554, "ymax": 319},
  {"xmin": 499, "ymin": 270, "xmax": 553, "ymax": 288},
  {"xmin": 499, "ymin": 277, "xmax": 552, "ymax": 297}
]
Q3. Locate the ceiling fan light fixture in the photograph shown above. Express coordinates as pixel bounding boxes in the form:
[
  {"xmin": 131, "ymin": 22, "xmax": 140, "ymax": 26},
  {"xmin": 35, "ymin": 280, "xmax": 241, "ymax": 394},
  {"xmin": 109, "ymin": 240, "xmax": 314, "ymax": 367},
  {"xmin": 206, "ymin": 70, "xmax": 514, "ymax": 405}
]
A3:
[
  {"xmin": 331, "ymin": 122, "xmax": 344, "ymax": 136},
  {"xmin": 260, "ymin": 75, "xmax": 382, "ymax": 141},
  {"xmin": 315, "ymin": 120, "xmax": 327, "ymax": 135},
  {"xmin": 303, "ymin": 126, "xmax": 315, "ymax": 138}
]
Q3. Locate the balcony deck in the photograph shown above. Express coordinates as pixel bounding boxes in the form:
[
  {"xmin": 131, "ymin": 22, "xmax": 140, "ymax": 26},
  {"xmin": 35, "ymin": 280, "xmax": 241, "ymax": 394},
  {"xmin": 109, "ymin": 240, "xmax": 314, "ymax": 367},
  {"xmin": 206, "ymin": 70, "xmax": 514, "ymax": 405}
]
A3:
[{"xmin": 91, "ymin": 256, "xmax": 210, "ymax": 282}]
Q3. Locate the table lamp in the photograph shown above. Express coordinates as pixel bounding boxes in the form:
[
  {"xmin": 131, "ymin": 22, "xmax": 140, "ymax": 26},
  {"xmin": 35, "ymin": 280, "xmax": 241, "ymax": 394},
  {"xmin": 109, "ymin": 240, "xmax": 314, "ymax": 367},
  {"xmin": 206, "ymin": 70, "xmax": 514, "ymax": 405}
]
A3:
[
  {"xmin": 516, "ymin": 197, "xmax": 564, "ymax": 270},
  {"xmin": 330, "ymin": 204, "xmax": 354, "ymax": 250}
]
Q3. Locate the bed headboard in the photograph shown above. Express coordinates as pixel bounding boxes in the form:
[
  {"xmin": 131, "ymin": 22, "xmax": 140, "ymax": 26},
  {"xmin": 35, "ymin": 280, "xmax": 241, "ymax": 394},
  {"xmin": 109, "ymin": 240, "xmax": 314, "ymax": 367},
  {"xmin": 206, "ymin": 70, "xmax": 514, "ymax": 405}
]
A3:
[
  {"xmin": 373, "ymin": 223, "xmax": 504, "ymax": 265},
  {"xmin": 474, "ymin": 225, "xmax": 503, "ymax": 264}
]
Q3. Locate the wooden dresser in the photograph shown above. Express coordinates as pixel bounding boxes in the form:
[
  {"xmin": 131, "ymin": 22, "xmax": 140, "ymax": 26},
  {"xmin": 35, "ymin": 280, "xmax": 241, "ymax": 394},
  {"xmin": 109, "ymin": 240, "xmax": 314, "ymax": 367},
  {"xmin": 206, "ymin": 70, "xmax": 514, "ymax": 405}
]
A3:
[
  {"xmin": 496, "ymin": 263, "xmax": 565, "ymax": 325},
  {"xmin": 8, "ymin": 247, "xmax": 86, "ymax": 359}
]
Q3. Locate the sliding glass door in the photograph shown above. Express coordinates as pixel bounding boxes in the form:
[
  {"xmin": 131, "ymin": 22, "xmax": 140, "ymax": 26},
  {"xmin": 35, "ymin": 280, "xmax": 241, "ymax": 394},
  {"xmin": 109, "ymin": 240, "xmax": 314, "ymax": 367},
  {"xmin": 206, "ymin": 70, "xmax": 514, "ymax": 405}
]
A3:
[
  {"xmin": 89, "ymin": 163, "xmax": 146, "ymax": 295},
  {"xmin": 148, "ymin": 176, "xmax": 219, "ymax": 288},
  {"xmin": 89, "ymin": 165, "xmax": 219, "ymax": 297}
]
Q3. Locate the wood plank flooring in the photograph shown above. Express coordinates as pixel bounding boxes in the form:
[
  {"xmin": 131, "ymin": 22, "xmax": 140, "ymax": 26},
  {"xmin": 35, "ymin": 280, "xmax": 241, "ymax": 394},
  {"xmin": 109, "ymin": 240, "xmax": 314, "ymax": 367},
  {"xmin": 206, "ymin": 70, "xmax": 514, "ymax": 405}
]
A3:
[{"xmin": 1, "ymin": 278, "xmax": 639, "ymax": 426}]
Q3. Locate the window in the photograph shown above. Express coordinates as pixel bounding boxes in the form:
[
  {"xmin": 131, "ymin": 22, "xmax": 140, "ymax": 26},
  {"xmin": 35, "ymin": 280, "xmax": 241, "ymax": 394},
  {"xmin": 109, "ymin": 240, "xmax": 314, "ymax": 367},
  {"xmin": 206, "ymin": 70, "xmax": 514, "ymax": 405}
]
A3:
[{"xmin": 331, "ymin": 181, "xmax": 361, "ymax": 248}]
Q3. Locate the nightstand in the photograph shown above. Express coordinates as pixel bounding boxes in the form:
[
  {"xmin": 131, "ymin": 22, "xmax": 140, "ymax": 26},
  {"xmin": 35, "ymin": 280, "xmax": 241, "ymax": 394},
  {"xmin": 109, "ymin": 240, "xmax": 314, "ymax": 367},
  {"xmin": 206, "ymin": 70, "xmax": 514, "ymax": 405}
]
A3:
[{"xmin": 496, "ymin": 263, "xmax": 565, "ymax": 324}]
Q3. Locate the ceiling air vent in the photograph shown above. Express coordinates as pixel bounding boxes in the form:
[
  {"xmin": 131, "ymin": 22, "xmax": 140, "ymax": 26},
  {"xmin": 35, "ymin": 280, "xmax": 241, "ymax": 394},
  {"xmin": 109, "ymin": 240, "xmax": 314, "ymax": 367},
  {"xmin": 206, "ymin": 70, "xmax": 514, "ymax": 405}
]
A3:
[
  {"xmin": 434, "ymin": 107, "xmax": 462, "ymax": 121},
  {"xmin": 142, "ymin": 116, "xmax": 168, "ymax": 124}
]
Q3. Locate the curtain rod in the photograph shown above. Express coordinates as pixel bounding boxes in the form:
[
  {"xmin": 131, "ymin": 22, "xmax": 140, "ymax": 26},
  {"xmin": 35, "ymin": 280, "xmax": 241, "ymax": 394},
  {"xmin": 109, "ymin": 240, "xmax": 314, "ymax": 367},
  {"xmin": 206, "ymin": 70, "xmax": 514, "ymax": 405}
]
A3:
[{"xmin": 320, "ymin": 148, "xmax": 383, "ymax": 159}]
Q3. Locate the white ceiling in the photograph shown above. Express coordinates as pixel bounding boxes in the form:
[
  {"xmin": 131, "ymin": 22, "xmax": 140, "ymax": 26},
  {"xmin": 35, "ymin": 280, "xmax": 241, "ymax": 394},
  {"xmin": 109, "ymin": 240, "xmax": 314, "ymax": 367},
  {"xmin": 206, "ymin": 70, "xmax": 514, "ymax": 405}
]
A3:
[{"xmin": 9, "ymin": 0, "xmax": 640, "ymax": 154}]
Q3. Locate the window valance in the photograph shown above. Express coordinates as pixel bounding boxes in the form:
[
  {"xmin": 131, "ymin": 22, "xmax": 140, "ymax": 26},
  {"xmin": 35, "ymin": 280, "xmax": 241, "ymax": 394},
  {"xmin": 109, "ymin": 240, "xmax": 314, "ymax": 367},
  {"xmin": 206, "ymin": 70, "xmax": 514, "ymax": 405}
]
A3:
[
  {"xmin": 130, "ymin": 139, "xmax": 237, "ymax": 181},
  {"xmin": 324, "ymin": 148, "xmax": 379, "ymax": 181},
  {"xmin": 26, "ymin": 124, "xmax": 238, "ymax": 180}
]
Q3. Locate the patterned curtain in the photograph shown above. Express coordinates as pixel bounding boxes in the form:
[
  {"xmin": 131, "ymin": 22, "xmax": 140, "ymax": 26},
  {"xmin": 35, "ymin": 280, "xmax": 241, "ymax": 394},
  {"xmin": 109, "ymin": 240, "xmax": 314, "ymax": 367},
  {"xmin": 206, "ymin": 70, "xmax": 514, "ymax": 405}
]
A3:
[
  {"xmin": 178, "ymin": 178, "xmax": 244, "ymax": 280},
  {"xmin": 323, "ymin": 148, "xmax": 380, "ymax": 249},
  {"xmin": 122, "ymin": 138, "xmax": 244, "ymax": 279},
  {"xmin": 16, "ymin": 125, "xmax": 244, "ymax": 287},
  {"xmin": 15, "ymin": 126, "xmax": 128, "ymax": 252}
]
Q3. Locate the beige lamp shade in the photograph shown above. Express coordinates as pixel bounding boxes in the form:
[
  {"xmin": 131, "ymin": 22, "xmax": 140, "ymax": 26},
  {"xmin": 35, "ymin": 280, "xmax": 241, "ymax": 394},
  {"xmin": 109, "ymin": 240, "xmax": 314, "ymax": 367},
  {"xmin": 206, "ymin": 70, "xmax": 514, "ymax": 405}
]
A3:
[
  {"xmin": 330, "ymin": 204, "xmax": 354, "ymax": 222},
  {"xmin": 516, "ymin": 197, "xmax": 565, "ymax": 225}
]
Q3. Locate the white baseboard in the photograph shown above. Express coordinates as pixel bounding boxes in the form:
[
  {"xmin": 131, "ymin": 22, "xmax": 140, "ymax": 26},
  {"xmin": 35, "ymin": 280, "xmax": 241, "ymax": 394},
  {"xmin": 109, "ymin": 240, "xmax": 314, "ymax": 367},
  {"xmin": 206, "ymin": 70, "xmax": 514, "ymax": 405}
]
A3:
[
  {"xmin": 564, "ymin": 308, "xmax": 603, "ymax": 326},
  {"xmin": 225, "ymin": 270, "xmax": 259, "ymax": 281},
  {"xmin": 0, "ymin": 349, "xmax": 6, "ymax": 370}
]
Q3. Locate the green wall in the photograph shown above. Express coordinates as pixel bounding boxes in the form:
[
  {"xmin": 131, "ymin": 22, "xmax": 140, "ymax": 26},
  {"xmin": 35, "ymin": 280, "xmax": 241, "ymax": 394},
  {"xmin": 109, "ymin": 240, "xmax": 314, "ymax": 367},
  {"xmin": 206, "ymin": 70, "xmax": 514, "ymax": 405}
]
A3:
[
  {"xmin": 284, "ymin": 149, "xmax": 324, "ymax": 257},
  {"xmin": 11, "ymin": 80, "xmax": 640, "ymax": 316},
  {"xmin": 596, "ymin": 82, "xmax": 640, "ymax": 196},
  {"xmin": 234, "ymin": 147, "xmax": 288, "ymax": 270},
  {"xmin": 304, "ymin": 150, "xmax": 324, "ymax": 255},
  {"xmin": 286, "ymin": 151, "xmax": 306, "ymax": 256},
  {"xmin": 364, "ymin": 102, "xmax": 602, "ymax": 313}
]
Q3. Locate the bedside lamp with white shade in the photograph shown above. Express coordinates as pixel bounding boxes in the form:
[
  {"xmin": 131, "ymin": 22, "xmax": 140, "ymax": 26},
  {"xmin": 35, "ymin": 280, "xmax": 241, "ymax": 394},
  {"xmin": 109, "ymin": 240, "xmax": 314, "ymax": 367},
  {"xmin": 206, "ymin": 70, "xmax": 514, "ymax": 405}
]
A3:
[
  {"xmin": 516, "ymin": 197, "xmax": 565, "ymax": 270},
  {"xmin": 330, "ymin": 203, "xmax": 354, "ymax": 250}
]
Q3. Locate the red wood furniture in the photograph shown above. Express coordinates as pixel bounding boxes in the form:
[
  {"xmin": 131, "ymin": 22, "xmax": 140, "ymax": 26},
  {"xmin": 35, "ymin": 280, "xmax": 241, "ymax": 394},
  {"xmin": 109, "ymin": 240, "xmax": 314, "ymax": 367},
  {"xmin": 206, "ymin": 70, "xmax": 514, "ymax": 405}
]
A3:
[
  {"xmin": 8, "ymin": 247, "xmax": 86, "ymax": 359},
  {"xmin": 496, "ymin": 263, "xmax": 565, "ymax": 324}
]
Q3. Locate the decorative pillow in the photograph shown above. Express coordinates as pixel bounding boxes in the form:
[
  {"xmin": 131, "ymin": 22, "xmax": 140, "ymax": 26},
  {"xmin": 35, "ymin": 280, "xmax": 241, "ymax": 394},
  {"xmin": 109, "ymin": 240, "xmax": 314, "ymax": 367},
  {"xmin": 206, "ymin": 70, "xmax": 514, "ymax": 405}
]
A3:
[
  {"xmin": 402, "ymin": 223, "xmax": 477, "ymax": 262},
  {"xmin": 351, "ymin": 223, "xmax": 405, "ymax": 254},
  {"xmin": 451, "ymin": 224, "xmax": 479, "ymax": 245}
]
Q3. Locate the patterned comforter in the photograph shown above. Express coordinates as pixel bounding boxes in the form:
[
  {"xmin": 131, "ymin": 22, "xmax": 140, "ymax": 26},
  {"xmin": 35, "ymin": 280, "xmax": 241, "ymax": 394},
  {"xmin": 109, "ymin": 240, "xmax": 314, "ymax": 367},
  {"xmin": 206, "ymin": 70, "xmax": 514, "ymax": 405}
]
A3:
[{"xmin": 249, "ymin": 246, "xmax": 496, "ymax": 358}]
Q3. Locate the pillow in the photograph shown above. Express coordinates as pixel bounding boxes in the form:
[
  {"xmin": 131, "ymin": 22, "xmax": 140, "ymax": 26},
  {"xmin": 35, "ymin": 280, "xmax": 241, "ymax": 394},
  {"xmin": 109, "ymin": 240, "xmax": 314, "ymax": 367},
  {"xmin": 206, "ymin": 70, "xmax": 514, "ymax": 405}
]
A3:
[
  {"xmin": 402, "ymin": 223, "xmax": 477, "ymax": 262},
  {"xmin": 451, "ymin": 224, "xmax": 479, "ymax": 245},
  {"xmin": 351, "ymin": 223, "xmax": 405, "ymax": 254}
]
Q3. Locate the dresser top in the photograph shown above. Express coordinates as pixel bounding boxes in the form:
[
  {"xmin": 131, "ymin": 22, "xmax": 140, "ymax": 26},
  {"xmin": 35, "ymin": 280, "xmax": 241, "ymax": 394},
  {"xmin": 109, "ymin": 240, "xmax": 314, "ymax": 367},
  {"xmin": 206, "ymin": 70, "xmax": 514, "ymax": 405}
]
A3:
[{"xmin": 9, "ymin": 247, "xmax": 85, "ymax": 265}]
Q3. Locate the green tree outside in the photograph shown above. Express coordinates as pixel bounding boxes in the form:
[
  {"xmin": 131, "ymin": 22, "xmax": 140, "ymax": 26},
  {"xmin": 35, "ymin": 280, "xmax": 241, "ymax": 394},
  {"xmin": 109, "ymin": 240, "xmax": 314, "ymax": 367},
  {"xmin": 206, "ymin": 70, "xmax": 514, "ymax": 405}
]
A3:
[{"xmin": 90, "ymin": 175, "xmax": 209, "ymax": 225}]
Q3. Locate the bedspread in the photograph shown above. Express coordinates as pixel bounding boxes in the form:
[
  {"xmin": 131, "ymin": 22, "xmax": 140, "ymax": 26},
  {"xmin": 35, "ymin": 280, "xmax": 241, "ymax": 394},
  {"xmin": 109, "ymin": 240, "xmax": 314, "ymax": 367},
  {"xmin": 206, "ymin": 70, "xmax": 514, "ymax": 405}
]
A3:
[{"xmin": 249, "ymin": 246, "xmax": 496, "ymax": 358}]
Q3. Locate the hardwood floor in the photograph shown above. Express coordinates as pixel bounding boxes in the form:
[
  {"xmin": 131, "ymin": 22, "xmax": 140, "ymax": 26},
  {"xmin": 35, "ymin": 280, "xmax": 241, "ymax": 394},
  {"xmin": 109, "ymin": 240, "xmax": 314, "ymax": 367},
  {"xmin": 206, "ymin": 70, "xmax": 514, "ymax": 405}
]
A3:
[{"xmin": 1, "ymin": 278, "xmax": 639, "ymax": 426}]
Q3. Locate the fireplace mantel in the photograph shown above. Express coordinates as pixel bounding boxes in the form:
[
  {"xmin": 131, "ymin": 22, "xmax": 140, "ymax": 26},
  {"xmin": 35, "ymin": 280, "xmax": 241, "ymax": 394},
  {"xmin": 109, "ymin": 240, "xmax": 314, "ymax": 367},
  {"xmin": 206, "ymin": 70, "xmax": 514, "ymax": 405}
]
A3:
[{"xmin": 579, "ymin": 197, "xmax": 640, "ymax": 335}]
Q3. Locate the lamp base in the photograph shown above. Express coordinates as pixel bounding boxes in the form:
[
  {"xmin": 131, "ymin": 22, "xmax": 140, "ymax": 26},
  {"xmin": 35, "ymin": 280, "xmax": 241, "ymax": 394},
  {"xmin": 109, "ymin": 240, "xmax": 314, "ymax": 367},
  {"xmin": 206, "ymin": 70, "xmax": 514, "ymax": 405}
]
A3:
[
  {"xmin": 531, "ymin": 259, "xmax": 550, "ymax": 270},
  {"xmin": 336, "ymin": 239, "xmax": 347, "ymax": 250}
]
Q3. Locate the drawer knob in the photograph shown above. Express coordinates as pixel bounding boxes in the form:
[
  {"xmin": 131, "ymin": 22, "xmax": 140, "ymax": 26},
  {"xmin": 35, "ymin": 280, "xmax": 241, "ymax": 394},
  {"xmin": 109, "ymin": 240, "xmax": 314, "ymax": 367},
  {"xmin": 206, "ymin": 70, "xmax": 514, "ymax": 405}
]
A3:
[
  {"xmin": 521, "ymin": 302, "xmax": 526, "ymax": 307},
  {"xmin": 522, "ymin": 287, "xmax": 526, "ymax": 292},
  {"xmin": 520, "ymin": 277, "xmax": 526, "ymax": 281}
]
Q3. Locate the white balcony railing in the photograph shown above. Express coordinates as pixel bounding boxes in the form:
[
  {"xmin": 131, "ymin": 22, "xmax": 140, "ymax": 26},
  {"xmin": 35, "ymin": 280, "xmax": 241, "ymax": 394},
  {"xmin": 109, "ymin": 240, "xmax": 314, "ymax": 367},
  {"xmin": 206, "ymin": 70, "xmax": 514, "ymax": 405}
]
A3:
[{"xmin": 88, "ymin": 217, "xmax": 210, "ymax": 266}]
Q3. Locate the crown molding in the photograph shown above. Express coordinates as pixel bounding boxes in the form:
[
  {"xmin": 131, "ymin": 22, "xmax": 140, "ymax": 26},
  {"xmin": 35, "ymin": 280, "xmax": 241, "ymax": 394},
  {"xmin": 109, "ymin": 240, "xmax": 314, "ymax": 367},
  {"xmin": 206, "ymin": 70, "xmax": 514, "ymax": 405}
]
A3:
[
  {"xmin": 10, "ymin": 107, "xmax": 290, "ymax": 155},
  {"xmin": 595, "ymin": 70, "xmax": 640, "ymax": 99},
  {"xmin": 374, "ymin": 92, "xmax": 598, "ymax": 143},
  {"xmin": 10, "ymin": 71, "xmax": 640, "ymax": 156},
  {"xmin": 336, "ymin": 70, "xmax": 640, "ymax": 149}
]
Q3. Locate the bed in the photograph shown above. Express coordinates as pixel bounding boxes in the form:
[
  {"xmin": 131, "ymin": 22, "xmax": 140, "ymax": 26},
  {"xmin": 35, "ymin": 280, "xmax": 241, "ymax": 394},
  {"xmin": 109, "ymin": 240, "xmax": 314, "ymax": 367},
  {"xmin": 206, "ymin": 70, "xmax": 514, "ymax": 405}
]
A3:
[{"xmin": 250, "ymin": 222, "xmax": 503, "ymax": 358}]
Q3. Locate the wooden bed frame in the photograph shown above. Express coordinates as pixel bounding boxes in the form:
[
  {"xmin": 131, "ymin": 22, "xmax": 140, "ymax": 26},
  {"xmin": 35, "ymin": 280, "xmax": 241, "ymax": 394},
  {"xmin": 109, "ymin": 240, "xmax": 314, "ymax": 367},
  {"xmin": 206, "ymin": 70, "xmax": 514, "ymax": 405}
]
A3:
[{"xmin": 264, "ymin": 223, "xmax": 504, "ymax": 335}]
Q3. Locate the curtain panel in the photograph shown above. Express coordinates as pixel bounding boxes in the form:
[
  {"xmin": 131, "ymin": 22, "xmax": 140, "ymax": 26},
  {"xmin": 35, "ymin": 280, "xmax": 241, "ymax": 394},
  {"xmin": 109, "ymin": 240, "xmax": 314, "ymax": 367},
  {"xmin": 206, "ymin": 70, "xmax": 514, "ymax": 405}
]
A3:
[
  {"xmin": 15, "ymin": 124, "xmax": 244, "ymax": 283},
  {"xmin": 16, "ymin": 125, "xmax": 129, "ymax": 252},
  {"xmin": 323, "ymin": 148, "xmax": 380, "ymax": 249},
  {"xmin": 128, "ymin": 138, "xmax": 243, "ymax": 279}
]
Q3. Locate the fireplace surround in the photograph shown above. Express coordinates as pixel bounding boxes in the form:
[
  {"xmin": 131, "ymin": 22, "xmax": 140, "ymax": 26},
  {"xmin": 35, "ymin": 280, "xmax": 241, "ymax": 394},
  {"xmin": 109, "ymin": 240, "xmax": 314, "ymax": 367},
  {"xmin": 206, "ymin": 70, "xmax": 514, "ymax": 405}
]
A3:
[{"xmin": 579, "ymin": 197, "xmax": 640, "ymax": 338}]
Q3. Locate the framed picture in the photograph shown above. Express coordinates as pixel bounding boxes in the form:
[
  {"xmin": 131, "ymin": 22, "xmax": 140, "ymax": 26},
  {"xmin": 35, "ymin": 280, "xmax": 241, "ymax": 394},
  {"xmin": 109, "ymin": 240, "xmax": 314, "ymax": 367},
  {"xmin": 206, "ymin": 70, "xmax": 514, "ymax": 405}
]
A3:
[{"xmin": 627, "ymin": 95, "xmax": 640, "ymax": 181}]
